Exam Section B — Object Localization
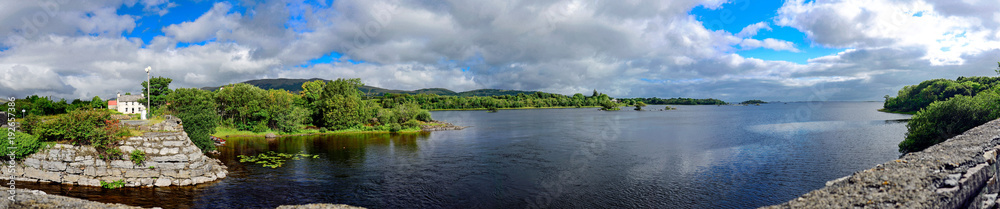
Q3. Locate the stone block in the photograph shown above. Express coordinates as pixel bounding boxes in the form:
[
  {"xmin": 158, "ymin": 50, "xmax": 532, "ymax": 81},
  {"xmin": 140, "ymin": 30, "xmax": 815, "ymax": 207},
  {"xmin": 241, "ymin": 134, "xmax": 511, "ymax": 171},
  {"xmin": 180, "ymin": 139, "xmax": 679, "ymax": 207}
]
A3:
[
  {"xmin": 163, "ymin": 141, "xmax": 185, "ymax": 147},
  {"xmin": 94, "ymin": 166, "xmax": 107, "ymax": 177},
  {"xmin": 192, "ymin": 176, "xmax": 211, "ymax": 184},
  {"xmin": 63, "ymin": 174, "xmax": 81, "ymax": 184},
  {"xmin": 127, "ymin": 169, "xmax": 158, "ymax": 178},
  {"xmin": 120, "ymin": 146, "xmax": 135, "ymax": 153},
  {"xmin": 153, "ymin": 177, "xmax": 173, "ymax": 187},
  {"xmin": 24, "ymin": 158, "xmax": 40, "ymax": 168},
  {"xmin": 83, "ymin": 166, "xmax": 96, "ymax": 176},
  {"xmin": 78, "ymin": 178, "xmax": 100, "ymax": 187},
  {"xmin": 36, "ymin": 171, "xmax": 61, "ymax": 182},
  {"xmin": 94, "ymin": 160, "xmax": 106, "ymax": 167},
  {"xmin": 155, "ymin": 162, "xmax": 186, "ymax": 170},
  {"xmin": 41, "ymin": 161, "xmax": 67, "ymax": 172},
  {"xmin": 180, "ymin": 179, "xmax": 192, "ymax": 186},
  {"xmin": 191, "ymin": 167, "xmax": 205, "ymax": 177},
  {"xmin": 159, "ymin": 148, "xmax": 180, "ymax": 155},
  {"xmin": 216, "ymin": 171, "xmax": 227, "ymax": 179},
  {"xmin": 60, "ymin": 149, "xmax": 76, "ymax": 161},
  {"xmin": 65, "ymin": 165, "xmax": 84, "ymax": 174},
  {"xmin": 152, "ymin": 154, "xmax": 188, "ymax": 162},
  {"xmin": 139, "ymin": 178, "xmax": 154, "ymax": 187},
  {"xmin": 189, "ymin": 159, "xmax": 204, "ymax": 169},
  {"xmin": 110, "ymin": 160, "xmax": 133, "ymax": 169}
]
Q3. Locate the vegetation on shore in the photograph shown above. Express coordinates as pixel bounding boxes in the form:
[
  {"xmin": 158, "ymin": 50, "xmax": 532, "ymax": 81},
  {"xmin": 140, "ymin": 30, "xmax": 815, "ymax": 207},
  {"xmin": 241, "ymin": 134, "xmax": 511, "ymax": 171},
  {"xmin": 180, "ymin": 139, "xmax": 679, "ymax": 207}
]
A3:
[
  {"xmin": 882, "ymin": 77, "xmax": 999, "ymax": 113},
  {"xmin": 889, "ymin": 65, "xmax": 1000, "ymax": 153}
]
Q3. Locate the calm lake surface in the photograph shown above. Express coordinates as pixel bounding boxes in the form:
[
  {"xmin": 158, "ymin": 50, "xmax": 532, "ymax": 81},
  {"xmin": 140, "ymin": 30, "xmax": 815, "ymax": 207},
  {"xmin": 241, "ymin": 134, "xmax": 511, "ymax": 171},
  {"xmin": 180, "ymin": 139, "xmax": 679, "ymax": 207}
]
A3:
[{"xmin": 15, "ymin": 102, "xmax": 912, "ymax": 208}]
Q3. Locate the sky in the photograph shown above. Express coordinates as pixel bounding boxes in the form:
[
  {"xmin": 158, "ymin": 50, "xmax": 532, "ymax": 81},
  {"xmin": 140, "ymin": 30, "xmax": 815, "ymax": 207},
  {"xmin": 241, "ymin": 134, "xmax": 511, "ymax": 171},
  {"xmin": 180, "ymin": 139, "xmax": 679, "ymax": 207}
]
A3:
[{"xmin": 1, "ymin": 0, "xmax": 999, "ymax": 102}]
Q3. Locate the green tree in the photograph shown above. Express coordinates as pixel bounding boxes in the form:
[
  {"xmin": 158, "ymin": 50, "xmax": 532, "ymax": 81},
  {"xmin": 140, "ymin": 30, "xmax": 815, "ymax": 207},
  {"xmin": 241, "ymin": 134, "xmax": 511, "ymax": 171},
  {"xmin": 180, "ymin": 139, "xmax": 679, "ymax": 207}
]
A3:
[
  {"xmin": 316, "ymin": 78, "xmax": 366, "ymax": 130},
  {"xmin": 634, "ymin": 101, "xmax": 647, "ymax": 111},
  {"xmin": 90, "ymin": 96, "xmax": 106, "ymax": 109},
  {"xmin": 898, "ymin": 89, "xmax": 1000, "ymax": 153},
  {"xmin": 168, "ymin": 88, "xmax": 221, "ymax": 152},
  {"xmin": 215, "ymin": 83, "xmax": 267, "ymax": 131},
  {"xmin": 140, "ymin": 76, "xmax": 173, "ymax": 107}
]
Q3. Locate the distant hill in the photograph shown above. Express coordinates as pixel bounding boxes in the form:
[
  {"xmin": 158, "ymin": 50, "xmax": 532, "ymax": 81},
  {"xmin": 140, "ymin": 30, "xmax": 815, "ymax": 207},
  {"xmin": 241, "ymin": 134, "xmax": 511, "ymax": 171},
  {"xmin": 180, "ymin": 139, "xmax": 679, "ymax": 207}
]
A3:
[{"xmin": 201, "ymin": 78, "xmax": 539, "ymax": 97}]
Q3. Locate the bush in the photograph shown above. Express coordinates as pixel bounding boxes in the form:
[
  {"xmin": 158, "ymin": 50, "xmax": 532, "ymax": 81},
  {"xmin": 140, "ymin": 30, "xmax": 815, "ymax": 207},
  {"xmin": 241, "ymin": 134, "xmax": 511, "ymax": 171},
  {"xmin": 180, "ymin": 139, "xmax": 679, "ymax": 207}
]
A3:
[
  {"xmin": 34, "ymin": 110, "xmax": 129, "ymax": 157},
  {"xmin": 389, "ymin": 123, "xmax": 402, "ymax": 133},
  {"xmin": 403, "ymin": 119, "xmax": 421, "ymax": 129},
  {"xmin": 319, "ymin": 127, "xmax": 328, "ymax": 133},
  {"xmin": 376, "ymin": 108, "xmax": 396, "ymax": 126},
  {"xmin": 103, "ymin": 148, "xmax": 123, "ymax": 160},
  {"xmin": 415, "ymin": 110, "xmax": 432, "ymax": 122},
  {"xmin": 898, "ymin": 90, "xmax": 1000, "ymax": 153},
  {"xmin": 100, "ymin": 179, "xmax": 125, "ymax": 189},
  {"xmin": 130, "ymin": 150, "xmax": 146, "ymax": 165},
  {"xmin": 0, "ymin": 132, "xmax": 45, "ymax": 160}
]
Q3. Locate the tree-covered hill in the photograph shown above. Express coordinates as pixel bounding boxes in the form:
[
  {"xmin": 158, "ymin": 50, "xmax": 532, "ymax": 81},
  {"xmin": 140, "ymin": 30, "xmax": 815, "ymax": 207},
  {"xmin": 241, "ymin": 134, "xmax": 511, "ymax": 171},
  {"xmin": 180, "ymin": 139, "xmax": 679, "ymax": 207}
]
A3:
[{"xmin": 201, "ymin": 78, "xmax": 536, "ymax": 97}]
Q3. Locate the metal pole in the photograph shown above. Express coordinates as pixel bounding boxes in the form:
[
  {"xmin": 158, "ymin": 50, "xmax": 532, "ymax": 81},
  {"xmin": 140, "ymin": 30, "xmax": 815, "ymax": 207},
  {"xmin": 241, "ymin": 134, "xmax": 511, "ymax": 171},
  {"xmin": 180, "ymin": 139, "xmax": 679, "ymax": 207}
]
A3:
[{"xmin": 145, "ymin": 66, "xmax": 151, "ymax": 119}]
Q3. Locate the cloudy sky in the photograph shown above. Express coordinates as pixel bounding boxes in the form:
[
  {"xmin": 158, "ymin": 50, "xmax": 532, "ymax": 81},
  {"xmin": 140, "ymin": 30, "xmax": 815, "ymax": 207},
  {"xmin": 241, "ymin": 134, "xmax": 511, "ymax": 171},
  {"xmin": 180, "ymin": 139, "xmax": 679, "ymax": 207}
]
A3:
[{"xmin": 1, "ymin": 0, "xmax": 998, "ymax": 102}]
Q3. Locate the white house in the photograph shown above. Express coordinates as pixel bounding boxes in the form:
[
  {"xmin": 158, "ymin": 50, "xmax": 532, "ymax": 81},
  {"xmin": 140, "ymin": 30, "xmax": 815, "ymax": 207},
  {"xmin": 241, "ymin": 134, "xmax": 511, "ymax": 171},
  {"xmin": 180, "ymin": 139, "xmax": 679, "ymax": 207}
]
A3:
[{"xmin": 112, "ymin": 92, "xmax": 145, "ymax": 114}]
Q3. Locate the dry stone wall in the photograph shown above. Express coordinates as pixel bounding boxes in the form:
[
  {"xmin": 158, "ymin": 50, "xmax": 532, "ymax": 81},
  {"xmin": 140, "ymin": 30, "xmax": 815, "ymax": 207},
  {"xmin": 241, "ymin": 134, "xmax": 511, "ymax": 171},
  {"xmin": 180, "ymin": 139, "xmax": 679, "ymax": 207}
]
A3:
[{"xmin": 1, "ymin": 118, "xmax": 227, "ymax": 188}]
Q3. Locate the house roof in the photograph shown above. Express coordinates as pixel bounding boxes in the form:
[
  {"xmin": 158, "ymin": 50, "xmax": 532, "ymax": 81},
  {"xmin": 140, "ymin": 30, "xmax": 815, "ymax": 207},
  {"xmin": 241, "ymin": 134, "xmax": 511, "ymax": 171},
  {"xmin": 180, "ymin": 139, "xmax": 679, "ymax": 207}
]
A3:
[
  {"xmin": 108, "ymin": 100, "xmax": 117, "ymax": 106},
  {"xmin": 118, "ymin": 95, "xmax": 144, "ymax": 102}
]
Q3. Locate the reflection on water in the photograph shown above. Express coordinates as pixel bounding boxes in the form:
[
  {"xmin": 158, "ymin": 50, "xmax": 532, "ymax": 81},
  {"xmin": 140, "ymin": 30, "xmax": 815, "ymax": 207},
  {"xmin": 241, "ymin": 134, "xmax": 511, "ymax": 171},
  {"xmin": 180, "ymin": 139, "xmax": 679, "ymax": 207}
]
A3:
[{"xmin": 4, "ymin": 102, "xmax": 911, "ymax": 208}]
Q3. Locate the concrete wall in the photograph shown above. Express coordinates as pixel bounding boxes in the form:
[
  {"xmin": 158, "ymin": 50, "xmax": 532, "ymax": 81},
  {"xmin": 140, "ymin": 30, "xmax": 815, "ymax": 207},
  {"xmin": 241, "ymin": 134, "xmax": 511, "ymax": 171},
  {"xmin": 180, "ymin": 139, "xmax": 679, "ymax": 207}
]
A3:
[
  {"xmin": 1, "ymin": 119, "xmax": 227, "ymax": 188},
  {"xmin": 765, "ymin": 119, "xmax": 1000, "ymax": 208}
]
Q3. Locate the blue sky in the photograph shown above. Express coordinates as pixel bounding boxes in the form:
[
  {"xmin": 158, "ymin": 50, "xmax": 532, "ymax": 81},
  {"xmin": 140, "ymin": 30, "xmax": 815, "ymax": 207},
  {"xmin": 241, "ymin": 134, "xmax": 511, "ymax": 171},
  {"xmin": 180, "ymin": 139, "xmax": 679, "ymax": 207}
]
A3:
[{"xmin": 1, "ymin": 0, "xmax": 998, "ymax": 101}]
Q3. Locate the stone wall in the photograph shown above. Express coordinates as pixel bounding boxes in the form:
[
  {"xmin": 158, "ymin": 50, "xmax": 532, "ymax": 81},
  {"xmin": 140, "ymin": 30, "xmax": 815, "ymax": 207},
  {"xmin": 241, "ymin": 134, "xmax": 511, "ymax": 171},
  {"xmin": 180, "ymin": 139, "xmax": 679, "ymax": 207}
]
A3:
[
  {"xmin": 765, "ymin": 119, "xmax": 1000, "ymax": 209},
  {"xmin": 1, "ymin": 119, "xmax": 227, "ymax": 187}
]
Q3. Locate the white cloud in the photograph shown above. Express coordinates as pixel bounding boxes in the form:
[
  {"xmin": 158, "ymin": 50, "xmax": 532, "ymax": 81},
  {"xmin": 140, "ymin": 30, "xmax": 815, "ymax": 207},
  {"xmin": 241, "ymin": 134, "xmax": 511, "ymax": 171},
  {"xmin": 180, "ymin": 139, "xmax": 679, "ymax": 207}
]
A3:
[
  {"xmin": 162, "ymin": 2, "xmax": 241, "ymax": 43},
  {"xmin": 2, "ymin": 0, "xmax": 999, "ymax": 103},
  {"xmin": 740, "ymin": 38, "xmax": 800, "ymax": 52},
  {"xmin": 736, "ymin": 22, "xmax": 771, "ymax": 38}
]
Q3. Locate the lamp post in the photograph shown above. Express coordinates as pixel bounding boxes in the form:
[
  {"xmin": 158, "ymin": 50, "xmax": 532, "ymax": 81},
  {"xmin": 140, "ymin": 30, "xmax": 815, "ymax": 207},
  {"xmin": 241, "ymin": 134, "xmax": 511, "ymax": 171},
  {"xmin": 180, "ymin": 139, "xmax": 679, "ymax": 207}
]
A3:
[{"xmin": 145, "ymin": 66, "xmax": 151, "ymax": 120}]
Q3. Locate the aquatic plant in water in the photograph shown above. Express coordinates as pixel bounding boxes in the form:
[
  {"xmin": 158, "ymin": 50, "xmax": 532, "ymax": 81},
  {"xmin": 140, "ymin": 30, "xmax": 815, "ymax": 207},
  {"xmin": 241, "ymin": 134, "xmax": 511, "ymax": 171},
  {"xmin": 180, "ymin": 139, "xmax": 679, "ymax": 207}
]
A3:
[{"xmin": 237, "ymin": 151, "xmax": 319, "ymax": 168}]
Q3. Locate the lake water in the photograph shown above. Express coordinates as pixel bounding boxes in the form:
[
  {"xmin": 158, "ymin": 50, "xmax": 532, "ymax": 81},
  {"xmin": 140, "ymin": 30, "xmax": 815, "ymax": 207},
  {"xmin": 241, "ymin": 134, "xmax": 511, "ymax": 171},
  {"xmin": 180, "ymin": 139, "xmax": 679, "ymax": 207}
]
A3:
[{"xmin": 14, "ymin": 102, "xmax": 912, "ymax": 208}]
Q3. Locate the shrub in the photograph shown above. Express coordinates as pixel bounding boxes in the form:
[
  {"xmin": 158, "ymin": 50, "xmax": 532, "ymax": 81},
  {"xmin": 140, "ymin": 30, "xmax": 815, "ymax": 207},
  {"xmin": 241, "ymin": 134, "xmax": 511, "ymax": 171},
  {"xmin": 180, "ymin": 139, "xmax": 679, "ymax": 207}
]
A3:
[
  {"xmin": 389, "ymin": 123, "xmax": 402, "ymax": 133},
  {"xmin": 130, "ymin": 150, "xmax": 146, "ymax": 165},
  {"xmin": 415, "ymin": 110, "xmax": 432, "ymax": 122},
  {"xmin": 102, "ymin": 148, "xmax": 123, "ymax": 160},
  {"xmin": 376, "ymin": 108, "xmax": 396, "ymax": 126},
  {"xmin": 34, "ymin": 110, "xmax": 129, "ymax": 157},
  {"xmin": 403, "ymin": 119, "xmax": 421, "ymax": 129},
  {"xmin": 898, "ymin": 90, "xmax": 1000, "ymax": 153},
  {"xmin": 0, "ymin": 132, "xmax": 45, "ymax": 159},
  {"xmin": 319, "ymin": 127, "xmax": 328, "ymax": 133},
  {"xmin": 100, "ymin": 179, "xmax": 125, "ymax": 189}
]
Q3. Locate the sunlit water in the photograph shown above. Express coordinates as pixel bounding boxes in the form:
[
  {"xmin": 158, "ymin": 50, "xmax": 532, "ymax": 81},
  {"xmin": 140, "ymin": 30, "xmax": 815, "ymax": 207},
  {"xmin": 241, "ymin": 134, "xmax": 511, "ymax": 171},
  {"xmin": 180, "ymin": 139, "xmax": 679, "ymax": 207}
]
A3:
[{"xmin": 10, "ymin": 102, "xmax": 911, "ymax": 208}]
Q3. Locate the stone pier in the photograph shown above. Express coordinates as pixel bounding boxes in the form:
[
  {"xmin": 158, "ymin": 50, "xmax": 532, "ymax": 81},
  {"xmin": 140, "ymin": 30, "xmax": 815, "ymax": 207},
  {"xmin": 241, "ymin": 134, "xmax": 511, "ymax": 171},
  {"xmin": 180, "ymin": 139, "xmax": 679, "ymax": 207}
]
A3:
[{"xmin": 1, "ymin": 116, "xmax": 227, "ymax": 187}]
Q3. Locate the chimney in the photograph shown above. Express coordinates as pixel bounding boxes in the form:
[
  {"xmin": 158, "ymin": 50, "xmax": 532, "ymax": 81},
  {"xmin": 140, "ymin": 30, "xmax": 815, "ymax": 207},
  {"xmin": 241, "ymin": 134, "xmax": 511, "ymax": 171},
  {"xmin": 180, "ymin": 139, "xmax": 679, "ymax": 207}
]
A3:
[{"xmin": 117, "ymin": 92, "xmax": 121, "ymax": 99}]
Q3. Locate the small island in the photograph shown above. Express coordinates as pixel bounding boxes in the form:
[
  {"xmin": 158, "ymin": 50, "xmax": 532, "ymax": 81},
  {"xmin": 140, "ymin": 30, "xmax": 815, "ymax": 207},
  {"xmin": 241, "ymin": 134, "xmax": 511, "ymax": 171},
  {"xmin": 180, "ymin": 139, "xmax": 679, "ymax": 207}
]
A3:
[{"xmin": 739, "ymin": 100, "xmax": 767, "ymax": 105}]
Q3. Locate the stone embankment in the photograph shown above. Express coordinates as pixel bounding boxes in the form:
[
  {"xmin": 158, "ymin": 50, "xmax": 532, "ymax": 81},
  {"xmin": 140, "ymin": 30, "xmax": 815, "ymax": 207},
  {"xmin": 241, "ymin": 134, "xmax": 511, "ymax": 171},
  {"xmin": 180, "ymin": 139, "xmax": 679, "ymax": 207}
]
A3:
[
  {"xmin": 1, "ymin": 116, "xmax": 227, "ymax": 187},
  {"xmin": 420, "ymin": 121, "xmax": 467, "ymax": 131},
  {"xmin": 0, "ymin": 187, "xmax": 365, "ymax": 209},
  {"xmin": 765, "ymin": 119, "xmax": 1000, "ymax": 208}
]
